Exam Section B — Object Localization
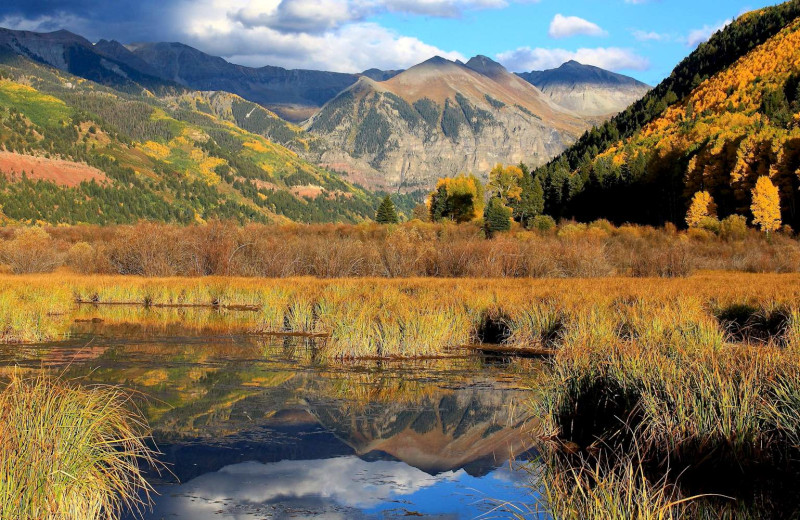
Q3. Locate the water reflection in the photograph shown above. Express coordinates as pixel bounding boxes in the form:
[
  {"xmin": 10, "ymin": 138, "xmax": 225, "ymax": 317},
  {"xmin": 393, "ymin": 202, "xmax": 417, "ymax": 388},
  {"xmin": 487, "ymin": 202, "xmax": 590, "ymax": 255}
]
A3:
[
  {"xmin": 0, "ymin": 313, "xmax": 543, "ymax": 519},
  {"xmin": 146, "ymin": 457, "xmax": 533, "ymax": 519}
]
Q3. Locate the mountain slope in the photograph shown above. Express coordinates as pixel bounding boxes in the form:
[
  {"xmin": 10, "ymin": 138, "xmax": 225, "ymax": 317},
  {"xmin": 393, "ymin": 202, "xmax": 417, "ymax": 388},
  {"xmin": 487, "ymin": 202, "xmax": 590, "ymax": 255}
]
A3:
[
  {"xmin": 0, "ymin": 53, "xmax": 385, "ymax": 225},
  {"xmin": 0, "ymin": 28, "xmax": 180, "ymax": 95},
  {"xmin": 306, "ymin": 55, "xmax": 588, "ymax": 190},
  {"xmin": 126, "ymin": 42, "xmax": 364, "ymax": 122},
  {"xmin": 533, "ymin": 0, "xmax": 800, "ymax": 227},
  {"xmin": 517, "ymin": 61, "xmax": 650, "ymax": 117}
]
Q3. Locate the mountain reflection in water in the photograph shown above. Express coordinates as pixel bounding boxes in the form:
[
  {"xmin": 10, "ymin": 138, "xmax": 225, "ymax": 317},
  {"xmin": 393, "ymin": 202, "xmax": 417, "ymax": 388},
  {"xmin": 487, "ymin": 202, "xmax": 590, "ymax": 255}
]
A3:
[{"xmin": 0, "ymin": 317, "xmax": 544, "ymax": 519}]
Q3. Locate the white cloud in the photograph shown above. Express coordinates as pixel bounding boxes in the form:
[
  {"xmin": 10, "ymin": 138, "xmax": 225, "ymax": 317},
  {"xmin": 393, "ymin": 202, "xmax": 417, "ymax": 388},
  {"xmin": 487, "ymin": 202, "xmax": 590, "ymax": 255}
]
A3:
[
  {"xmin": 230, "ymin": 0, "xmax": 526, "ymax": 34},
  {"xmin": 183, "ymin": 10, "xmax": 464, "ymax": 72},
  {"xmin": 631, "ymin": 30, "xmax": 670, "ymax": 42},
  {"xmin": 232, "ymin": 0, "xmax": 363, "ymax": 33},
  {"xmin": 686, "ymin": 19, "xmax": 731, "ymax": 47},
  {"xmin": 497, "ymin": 46, "xmax": 649, "ymax": 72},
  {"xmin": 548, "ymin": 14, "xmax": 607, "ymax": 39}
]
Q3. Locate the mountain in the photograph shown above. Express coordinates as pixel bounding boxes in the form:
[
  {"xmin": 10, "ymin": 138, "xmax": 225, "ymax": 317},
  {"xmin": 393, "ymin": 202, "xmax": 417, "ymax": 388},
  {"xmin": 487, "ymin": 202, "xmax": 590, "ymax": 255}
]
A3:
[
  {"xmin": 125, "ymin": 42, "xmax": 369, "ymax": 123},
  {"xmin": 0, "ymin": 47, "xmax": 390, "ymax": 225},
  {"xmin": 517, "ymin": 60, "xmax": 650, "ymax": 117},
  {"xmin": 306, "ymin": 55, "xmax": 589, "ymax": 189},
  {"xmin": 532, "ymin": 0, "xmax": 800, "ymax": 228},
  {"xmin": 0, "ymin": 28, "xmax": 180, "ymax": 95}
]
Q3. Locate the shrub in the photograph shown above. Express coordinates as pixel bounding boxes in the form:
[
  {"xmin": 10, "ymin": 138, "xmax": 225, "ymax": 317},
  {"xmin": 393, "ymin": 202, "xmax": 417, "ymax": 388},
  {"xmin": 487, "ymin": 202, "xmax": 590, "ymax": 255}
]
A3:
[
  {"xmin": 698, "ymin": 216, "xmax": 721, "ymax": 235},
  {"xmin": 531, "ymin": 215, "xmax": 557, "ymax": 232},
  {"xmin": 0, "ymin": 227, "xmax": 63, "ymax": 273},
  {"xmin": 719, "ymin": 214, "xmax": 748, "ymax": 241},
  {"xmin": 66, "ymin": 242, "xmax": 96, "ymax": 274}
]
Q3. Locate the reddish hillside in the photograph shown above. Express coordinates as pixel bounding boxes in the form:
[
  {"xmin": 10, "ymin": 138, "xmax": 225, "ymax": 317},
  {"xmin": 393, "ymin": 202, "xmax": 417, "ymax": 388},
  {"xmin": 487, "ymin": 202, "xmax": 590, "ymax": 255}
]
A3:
[{"xmin": 0, "ymin": 152, "xmax": 107, "ymax": 187}]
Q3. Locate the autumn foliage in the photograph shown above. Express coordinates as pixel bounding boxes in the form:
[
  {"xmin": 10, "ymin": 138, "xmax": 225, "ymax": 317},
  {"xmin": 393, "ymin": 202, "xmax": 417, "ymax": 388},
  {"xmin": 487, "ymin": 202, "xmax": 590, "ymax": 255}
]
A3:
[
  {"xmin": 751, "ymin": 175, "xmax": 783, "ymax": 233},
  {"xmin": 686, "ymin": 191, "xmax": 717, "ymax": 228},
  {"xmin": 532, "ymin": 9, "xmax": 800, "ymax": 229}
]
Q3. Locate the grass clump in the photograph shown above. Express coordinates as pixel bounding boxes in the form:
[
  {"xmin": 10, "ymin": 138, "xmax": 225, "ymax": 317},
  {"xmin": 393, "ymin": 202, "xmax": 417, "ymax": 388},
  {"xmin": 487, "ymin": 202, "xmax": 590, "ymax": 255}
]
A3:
[
  {"xmin": 0, "ymin": 374, "xmax": 158, "ymax": 520},
  {"xmin": 538, "ymin": 455, "xmax": 696, "ymax": 520}
]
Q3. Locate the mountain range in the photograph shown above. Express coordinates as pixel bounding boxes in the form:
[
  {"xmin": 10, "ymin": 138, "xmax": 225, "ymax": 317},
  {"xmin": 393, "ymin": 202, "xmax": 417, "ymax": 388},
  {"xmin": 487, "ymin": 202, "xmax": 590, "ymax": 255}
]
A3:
[{"xmin": 0, "ymin": 23, "xmax": 655, "ymax": 223}]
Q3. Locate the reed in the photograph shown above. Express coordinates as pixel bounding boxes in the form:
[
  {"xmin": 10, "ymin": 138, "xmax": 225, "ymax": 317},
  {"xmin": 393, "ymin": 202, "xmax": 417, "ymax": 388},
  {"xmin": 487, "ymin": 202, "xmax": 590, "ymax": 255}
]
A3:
[
  {"xmin": 0, "ymin": 374, "xmax": 158, "ymax": 520},
  {"xmin": 537, "ymin": 454, "xmax": 695, "ymax": 520}
]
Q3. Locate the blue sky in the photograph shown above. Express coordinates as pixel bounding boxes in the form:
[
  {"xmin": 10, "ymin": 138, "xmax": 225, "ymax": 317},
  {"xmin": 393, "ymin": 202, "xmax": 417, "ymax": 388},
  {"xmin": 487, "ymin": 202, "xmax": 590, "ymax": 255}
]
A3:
[{"xmin": 0, "ymin": 0, "xmax": 782, "ymax": 84}]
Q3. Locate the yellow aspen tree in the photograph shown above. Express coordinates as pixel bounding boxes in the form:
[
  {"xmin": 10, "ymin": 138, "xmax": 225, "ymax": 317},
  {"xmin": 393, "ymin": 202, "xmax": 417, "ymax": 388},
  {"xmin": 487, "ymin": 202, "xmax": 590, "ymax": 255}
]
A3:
[
  {"xmin": 686, "ymin": 191, "xmax": 716, "ymax": 228},
  {"xmin": 750, "ymin": 176, "xmax": 782, "ymax": 233}
]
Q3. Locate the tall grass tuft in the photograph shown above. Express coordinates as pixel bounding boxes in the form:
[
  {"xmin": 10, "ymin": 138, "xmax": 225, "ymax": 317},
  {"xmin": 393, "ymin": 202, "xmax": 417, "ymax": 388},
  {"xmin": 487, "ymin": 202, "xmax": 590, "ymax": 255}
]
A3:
[
  {"xmin": 538, "ymin": 454, "xmax": 697, "ymax": 520},
  {"xmin": 0, "ymin": 374, "xmax": 158, "ymax": 520}
]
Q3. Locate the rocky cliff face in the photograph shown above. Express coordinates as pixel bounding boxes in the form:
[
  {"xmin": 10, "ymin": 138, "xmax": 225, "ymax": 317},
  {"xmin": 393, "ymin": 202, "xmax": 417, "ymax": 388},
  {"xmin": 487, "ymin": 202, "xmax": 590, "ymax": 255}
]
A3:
[
  {"xmin": 305, "ymin": 56, "xmax": 588, "ymax": 190},
  {"xmin": 517, "ymin": 60, "xmax": 650, "ymax": 117}
]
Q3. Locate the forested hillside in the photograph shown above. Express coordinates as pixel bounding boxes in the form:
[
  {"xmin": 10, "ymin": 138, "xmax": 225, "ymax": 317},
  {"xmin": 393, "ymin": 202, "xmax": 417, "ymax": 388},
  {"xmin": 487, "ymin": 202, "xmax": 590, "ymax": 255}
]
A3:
[
  {"xmin": 532, "ymin": 0, "xmax": 800, "ymax": 227},
  {"xmin": 0, "ymin": 52, "xmax": 405, "ymax": 225}
]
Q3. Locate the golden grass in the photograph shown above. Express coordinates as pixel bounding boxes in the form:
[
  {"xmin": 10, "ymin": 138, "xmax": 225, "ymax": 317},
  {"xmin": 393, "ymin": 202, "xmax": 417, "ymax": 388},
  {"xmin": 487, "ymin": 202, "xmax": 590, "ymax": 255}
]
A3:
[
  {"xmin": 0, "ymin": 373, "xmax": 158, "ymax": 520},
  {"xmin": 3, "ymin": 271, "xmax": 800, "ymax": 358}
]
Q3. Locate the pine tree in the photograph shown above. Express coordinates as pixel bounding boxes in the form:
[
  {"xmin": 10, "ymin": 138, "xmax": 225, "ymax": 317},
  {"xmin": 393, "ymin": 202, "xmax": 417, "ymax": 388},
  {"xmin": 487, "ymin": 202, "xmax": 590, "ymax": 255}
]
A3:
[
  {"xmin": 430, "ymin": 185, "xmax": 449, "ymax": 222},
  {"xmin": 483, "ymin": 196, "xmax": 512, "ymax": 238},
  {"xmin": 375, "ymin": 195, "xmax": 399, "ymax": 224},
  {"xmin": 751, "ymin": 176, "xmax": 781, "ymax": 234},
  {"xmin": 686, "ymin": 191, "xmax": 716, "ymax": 228},
  {"xmin": 513, "ymin": 173, "xmax": 545, "ymax": 226}
]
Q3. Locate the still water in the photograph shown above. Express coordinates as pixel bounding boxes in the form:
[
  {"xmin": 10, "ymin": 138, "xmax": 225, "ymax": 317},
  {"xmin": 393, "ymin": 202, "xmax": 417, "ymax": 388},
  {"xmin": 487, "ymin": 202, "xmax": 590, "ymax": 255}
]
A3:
[{"xmin": 1, "ymin": 315, "xmax": 544, "ymax": 519}]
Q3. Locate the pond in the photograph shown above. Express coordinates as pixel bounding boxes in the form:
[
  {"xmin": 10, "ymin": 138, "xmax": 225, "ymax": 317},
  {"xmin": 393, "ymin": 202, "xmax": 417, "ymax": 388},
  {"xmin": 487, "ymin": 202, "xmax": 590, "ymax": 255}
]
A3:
[{"xmin": 0, "ymin": 316, "xmax": 545, "ymax": 519}]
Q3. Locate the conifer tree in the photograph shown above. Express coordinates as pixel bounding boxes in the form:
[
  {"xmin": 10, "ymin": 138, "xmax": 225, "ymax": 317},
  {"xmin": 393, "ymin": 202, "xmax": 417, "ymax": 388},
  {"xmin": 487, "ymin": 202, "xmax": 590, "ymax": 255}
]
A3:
[
  {"xmin": 513, "ymin": 173, "xmax": 545, "ymax": 226},
  {"xmin": 483, "ymin": 196, "xmax": 512, "ymax": 238},
  {"xmin": 751, "ymin": 176, "xmax": 781, "ymax": 234},
  {"xmin": 375, "ymin": 195, "xmax": 399, "ymax": 224}
]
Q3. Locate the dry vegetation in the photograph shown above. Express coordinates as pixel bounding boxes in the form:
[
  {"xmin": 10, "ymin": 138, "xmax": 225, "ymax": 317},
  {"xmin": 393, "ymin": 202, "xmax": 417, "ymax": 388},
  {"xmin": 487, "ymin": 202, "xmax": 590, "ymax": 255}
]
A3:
[{"xmin": 0, "ymin": 220, "xmax": 799, "ymax": 278}]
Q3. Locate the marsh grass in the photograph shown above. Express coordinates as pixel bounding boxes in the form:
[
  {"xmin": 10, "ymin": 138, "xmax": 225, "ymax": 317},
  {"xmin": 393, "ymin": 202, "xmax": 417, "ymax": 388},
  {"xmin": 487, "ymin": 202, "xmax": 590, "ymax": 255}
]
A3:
[
  {"xmin": 0, "ymin": 373, "xmax": 158, "ymax": 520},
  {"xmin": 6, "ymin": 272, "xmax": 800, "ymax": 360},
  {"xmin": 4, "ymin": 272, "xmax": 800, "ymax": 516},
  {"xmin": 538, "ymin": 454, "xmax": 698, "ymax": 520}
]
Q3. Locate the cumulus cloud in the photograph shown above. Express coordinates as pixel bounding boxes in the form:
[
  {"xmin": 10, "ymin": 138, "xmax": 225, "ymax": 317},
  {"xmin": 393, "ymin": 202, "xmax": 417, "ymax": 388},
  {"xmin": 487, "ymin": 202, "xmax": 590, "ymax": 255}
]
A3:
[
  {"xmin": 182, "ymin": 11, "xmax": 464, "ymax": 71},
  {"xmin": 230, "ymin": 0, "xmax": 517, "ymax": 34},
  {"xmin": 231, "ymin": 0, "xmax": 364, "ymax": 33},
  {"xmin": 548, "ymin": 14, "xmax": 607, "ymax": 39},
  {"xmin": 0, "ymin": 0, "xmax": 468, "ymax": 72},
  {"xmin": 497, "ymin": 46, "xmax": 649, "ymax": 72},
  {"xmin": 686, "ymin": 19, "xmax": 731, "ymax": 47}
]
